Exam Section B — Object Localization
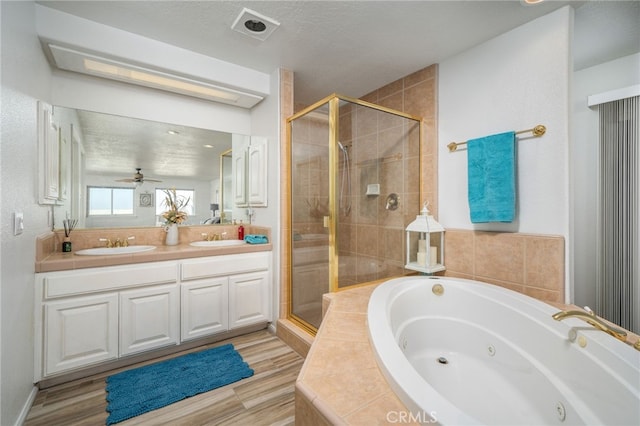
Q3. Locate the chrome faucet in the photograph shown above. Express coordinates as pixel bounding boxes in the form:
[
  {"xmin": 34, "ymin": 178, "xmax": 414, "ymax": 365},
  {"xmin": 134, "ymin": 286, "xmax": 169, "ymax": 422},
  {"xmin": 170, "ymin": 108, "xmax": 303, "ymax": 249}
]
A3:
[{"xmin": 552, "ymin": 306, "xmax": 627, "ymax": 342}]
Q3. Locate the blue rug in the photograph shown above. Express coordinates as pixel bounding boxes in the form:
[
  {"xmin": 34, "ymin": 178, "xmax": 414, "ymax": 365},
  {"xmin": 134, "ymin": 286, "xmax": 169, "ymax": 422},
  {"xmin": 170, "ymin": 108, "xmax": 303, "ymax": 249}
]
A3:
[{"xmin": 105, "ymin": 343, "xmax": 253, "ymax": 425}]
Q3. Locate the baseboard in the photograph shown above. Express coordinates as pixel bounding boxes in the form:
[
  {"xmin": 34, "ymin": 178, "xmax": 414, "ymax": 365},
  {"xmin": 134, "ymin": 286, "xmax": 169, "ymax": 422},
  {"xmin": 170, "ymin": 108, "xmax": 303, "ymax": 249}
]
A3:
[
  {"xmin": 15, "ymin": 385, "xmax": 38, "ymax": 426},
  {"xmin": 268, "ymin": 322, "xmax": 277, "ymax": 334}
]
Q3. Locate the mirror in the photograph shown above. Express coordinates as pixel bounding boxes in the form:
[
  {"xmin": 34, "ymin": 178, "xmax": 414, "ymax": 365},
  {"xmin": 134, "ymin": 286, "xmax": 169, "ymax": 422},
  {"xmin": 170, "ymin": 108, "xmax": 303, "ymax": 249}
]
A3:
[{"xmin": 51, "ymin": 106, "xmax": 246, "ymax": 229}]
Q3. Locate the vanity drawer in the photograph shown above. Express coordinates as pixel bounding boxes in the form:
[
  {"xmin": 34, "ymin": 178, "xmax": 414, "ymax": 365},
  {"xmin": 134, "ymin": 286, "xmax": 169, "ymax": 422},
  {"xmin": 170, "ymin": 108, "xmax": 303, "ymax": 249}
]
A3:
[
  {"xmin": 181, "ymin": 252, "xmax": 270, "ymax": 281},
  {"xmin": 42, "ymin": 262, "xmax": 178, "ymax": 299}
]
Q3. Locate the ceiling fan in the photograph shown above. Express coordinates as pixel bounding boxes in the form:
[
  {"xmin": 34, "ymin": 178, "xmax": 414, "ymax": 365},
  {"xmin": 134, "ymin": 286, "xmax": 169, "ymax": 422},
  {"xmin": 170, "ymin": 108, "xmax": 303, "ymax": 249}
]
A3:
[{"xmin": 115, "ymin": 168, "xmax": 162, "ymax": 185}]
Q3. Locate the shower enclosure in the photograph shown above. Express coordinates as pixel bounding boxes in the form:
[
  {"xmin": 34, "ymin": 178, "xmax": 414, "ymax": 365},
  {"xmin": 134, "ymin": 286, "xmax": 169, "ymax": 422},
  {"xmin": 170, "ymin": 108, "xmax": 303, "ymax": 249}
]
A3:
[{"xmin": 287, "ymin": 94, "xmax": 422, "ymax": 333}]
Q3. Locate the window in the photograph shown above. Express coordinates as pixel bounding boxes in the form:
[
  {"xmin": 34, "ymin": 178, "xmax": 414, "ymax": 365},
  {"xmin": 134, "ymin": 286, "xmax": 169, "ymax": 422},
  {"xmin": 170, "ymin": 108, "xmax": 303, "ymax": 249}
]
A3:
[
  {"xmin": 155, "ymin": 188, "xmax": 195, "ymax": 216},
  {"xmin": 87, "ymin": 186, "xmax": 134, "ymax": 216}
]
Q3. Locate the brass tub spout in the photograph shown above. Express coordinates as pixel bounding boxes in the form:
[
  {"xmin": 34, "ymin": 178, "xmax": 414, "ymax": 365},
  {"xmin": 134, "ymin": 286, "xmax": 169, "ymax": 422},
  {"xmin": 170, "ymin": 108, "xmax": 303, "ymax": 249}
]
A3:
[{"xmin": 552, "ymin": 306, "xmax": 627, "ymax": 342}]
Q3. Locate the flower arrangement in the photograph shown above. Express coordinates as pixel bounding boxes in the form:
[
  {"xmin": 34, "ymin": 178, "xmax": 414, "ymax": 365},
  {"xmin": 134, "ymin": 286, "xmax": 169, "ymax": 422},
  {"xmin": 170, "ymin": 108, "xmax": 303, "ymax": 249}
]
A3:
[{"xmin": 161, "ymin": 188, "xmax": 189, "ymax": 225}]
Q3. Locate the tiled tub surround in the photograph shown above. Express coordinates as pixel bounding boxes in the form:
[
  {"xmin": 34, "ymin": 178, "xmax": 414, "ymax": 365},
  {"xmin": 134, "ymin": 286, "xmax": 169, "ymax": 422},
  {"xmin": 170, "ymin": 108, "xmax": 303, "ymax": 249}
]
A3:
[
  {"xmin": 296, "ymin": 283, "xmax": 640, "ymax": 425},
  {"xmin": 36, "ymin": 225, "xmax": 271, "ymax": 272},
  {"xmin": 443, "ymin": 229, "xmax": 565, "ymax": 303},
  {"xmin": 279, "ymin": 229, "xmax": 565, "ymax": 359}
]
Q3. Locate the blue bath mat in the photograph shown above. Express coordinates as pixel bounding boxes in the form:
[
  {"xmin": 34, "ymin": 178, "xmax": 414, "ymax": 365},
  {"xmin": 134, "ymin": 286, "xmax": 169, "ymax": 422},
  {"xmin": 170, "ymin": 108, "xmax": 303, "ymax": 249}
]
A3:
[{"xmin": 105, "ymin": 343, "xmax": 253, "ymax": 425}]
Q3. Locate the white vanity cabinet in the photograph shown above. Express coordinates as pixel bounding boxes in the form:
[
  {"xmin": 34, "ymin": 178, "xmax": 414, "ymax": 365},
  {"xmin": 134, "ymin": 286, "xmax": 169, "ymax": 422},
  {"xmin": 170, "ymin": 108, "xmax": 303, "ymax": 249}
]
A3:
[
  {"xmin": 35, "ymin": 251, "xmax": 272, "ymax": 381},
  {"xmin": 180, "ymin": 277, "xmax": 228, "ymax": 341},
  {"xmin": 35, "ymin": 261, "xmax": 179, "ymax": 380},
  {"xmin": 180, "ymin": 251, "xmax": 271, "ymax": 338},
  {"xmin": 119, "ymin": 284, "xmax": 180, "ymax": 356},
  {"xmin": 229, "ymin": 271, "xmax": 271, "ymax": 329},
  {"xmin": 43, "ymin": 293, "xmax": 118, "ymax": 376}
]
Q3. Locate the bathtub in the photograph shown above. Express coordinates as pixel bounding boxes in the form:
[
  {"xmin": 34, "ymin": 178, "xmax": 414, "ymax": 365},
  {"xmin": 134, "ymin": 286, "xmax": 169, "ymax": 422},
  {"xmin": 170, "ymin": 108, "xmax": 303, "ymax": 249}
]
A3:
[{"xmin": 368, "ymin": 277, "xmax": 640, "ymax": 425}]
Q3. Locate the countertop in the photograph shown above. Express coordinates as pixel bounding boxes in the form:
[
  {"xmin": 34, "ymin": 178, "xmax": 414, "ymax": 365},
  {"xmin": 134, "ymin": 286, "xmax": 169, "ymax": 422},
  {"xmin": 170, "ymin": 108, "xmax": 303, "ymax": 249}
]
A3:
[
  {"xmin": 295, "ymin": 283, "xmax": 419, "ymax": 425},
  {"xmin": 36, "ymin": 242, "xmax": 272, "ymax": 272},
  {"xmin": 35, "ymin": 225, "xmax": 273, "ymax": 272}
]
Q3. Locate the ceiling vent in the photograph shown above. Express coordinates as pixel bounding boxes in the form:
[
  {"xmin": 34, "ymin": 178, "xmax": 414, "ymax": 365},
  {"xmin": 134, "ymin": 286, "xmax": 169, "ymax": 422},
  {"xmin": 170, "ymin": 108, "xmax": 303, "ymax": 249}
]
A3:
[{"xmin": 231, "ymin": 8, "xmax": 280, "ymax": 41}]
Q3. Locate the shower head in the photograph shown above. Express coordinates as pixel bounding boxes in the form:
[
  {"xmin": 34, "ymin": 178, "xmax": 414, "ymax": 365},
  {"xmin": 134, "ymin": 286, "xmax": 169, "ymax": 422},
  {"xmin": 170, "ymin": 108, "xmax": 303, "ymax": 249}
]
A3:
[{"xmin": 338, "ymin": 142, "xmax": 348, "ymax": 153}]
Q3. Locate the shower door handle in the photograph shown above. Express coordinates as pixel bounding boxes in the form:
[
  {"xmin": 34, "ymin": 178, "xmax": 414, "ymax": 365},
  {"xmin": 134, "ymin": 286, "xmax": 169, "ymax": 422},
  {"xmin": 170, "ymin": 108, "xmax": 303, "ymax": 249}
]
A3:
[{"xmin": 323, "ymin": 216, "xmax": 330, "ymax": 228}]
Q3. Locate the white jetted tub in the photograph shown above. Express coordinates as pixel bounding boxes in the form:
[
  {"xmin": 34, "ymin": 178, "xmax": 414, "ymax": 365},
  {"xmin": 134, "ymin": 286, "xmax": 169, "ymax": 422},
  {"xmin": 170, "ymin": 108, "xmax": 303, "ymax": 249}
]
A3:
[{"xmin": 368, "ymin": 277, "xmax": 640, "ymax": 425}]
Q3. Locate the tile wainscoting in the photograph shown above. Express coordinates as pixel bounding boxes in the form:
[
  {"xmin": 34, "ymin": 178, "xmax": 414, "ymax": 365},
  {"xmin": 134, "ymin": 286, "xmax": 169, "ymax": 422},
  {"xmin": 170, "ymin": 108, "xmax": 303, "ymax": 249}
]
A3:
[{"xmin": 443, "ymin": 229, "xmax": 565, "ymax": 303}]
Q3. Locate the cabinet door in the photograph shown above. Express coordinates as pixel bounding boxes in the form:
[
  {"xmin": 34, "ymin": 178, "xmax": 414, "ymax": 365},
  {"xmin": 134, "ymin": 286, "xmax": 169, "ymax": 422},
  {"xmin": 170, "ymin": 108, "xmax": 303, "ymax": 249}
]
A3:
[
  {"xmin": 120, "ymin": 284, "xmax": 179, "ymax": 356},
  {"xmin": 44, "ymin": 293, "xmax": 118, "ymax": 376},
  {"xmin": 233, "ymin": 147, "xmax": 247, "ymax": 206},
  {"xmin": 181, "ymin": 278, "xmax": 228, "ymax": 341},
  {"xmin": 228, "ymin": 271, "xmax": 271, "ymax": 329},
  {"xmin": 38, "ymin": 101, "xmax": 60, "ymax": 204},
  {"xmin": 248, "ymin": 137, "xmax": 268, "ymax": 206}
]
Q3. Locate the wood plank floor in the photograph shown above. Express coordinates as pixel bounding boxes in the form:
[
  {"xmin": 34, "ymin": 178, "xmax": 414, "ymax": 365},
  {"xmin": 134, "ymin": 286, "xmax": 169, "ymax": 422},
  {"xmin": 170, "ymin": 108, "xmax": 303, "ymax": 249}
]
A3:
[{"xmin": 25, "ymin": 330, "xmax": 304, "ymax": 426}]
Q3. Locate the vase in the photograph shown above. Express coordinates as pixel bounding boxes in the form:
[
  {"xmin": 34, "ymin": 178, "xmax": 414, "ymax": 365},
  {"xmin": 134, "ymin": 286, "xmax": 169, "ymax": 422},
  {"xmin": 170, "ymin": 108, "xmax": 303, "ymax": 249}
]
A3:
[{"xmin": 164, "ymin": 223, "xmax": 179, "ymax": 246}]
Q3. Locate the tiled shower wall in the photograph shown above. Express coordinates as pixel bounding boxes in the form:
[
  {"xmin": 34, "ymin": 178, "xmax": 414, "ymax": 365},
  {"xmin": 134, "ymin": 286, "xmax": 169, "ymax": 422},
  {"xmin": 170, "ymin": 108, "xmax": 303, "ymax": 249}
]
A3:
[
  {"xmin": 341, "ymin": 65, "xmax": 439, "ymax": 284},
  {"xmin": 360, "ymin": 65, "xmax": 439, "ymax": 216},
  {"xmin": 335, "ymin": 102, "xmax": 421, "ymax": 284},
  {"xmin": 279, "ymin": 64, "xmax": 565, "ymax": 328}
]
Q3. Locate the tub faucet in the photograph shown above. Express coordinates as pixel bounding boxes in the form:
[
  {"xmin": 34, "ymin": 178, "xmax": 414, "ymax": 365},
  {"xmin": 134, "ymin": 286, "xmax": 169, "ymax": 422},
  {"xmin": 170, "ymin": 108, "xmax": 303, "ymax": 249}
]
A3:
[{"xmin": 552, "ymin": 306, "xmax": 627, "ymax": 342}]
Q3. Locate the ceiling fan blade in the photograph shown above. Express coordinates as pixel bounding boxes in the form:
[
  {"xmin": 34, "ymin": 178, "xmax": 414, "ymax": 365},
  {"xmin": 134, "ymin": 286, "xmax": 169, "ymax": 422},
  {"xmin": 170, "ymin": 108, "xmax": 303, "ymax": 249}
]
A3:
[
  {"xmin": 143, "ymin": 178, "xmax": 163, "ymax": 182},
  {"xmin": 115, "ymin": 178, "xmax": 135, "ymax": 182}
]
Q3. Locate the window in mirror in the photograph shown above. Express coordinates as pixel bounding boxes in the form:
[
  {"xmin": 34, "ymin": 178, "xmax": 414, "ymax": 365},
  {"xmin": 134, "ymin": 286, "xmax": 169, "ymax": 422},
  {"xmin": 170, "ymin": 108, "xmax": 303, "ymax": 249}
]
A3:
[
  {"xmin": 155, "ymin": 188, "xmax": 195, "ymax": 216},
  {"xmin": 87, "ymin": 186, "xmax": 134, "ymax": 216}
]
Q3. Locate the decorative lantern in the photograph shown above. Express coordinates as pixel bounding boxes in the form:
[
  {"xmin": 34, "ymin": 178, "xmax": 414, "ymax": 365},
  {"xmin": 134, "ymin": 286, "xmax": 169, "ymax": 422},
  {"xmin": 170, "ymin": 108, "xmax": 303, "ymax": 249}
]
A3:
[{"xmin": 405, "ymin": 202, "xmax": 445, "ymax": 274}]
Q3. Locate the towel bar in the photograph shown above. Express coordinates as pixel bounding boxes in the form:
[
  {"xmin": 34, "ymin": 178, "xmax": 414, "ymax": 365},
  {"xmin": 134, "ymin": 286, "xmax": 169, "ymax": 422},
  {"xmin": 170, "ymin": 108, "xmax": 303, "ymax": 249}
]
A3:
[{"xmin": 447, "ymin": 125, "xmax": 546, "ymax": 152}]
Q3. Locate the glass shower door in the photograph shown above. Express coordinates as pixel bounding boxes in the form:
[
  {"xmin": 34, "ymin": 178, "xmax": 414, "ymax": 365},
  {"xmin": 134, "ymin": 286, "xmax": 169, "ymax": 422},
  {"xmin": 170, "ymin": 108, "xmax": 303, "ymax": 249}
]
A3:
[
  {"xmin": 288, "ymin": 94, "xmax": 422, "ymax": 333},
  {"xmin": 289, "ymin": 102, "xmax": 331, "ymax": 330}
]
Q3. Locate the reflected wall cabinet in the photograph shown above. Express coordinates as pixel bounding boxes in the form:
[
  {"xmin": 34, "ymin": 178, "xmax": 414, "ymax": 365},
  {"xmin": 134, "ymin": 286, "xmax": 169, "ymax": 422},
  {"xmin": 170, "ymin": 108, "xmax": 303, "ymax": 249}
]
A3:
[
  {"xmin": 38, "ymin": 101, "xmax": 60, "ymax": 204},
  {"xmin": 248, "ymin": 137, "xmax": 268, "ymax": 207},
  {"xmin": 232, "ymin": 135, "xmax": 268, "ymax": 208}
]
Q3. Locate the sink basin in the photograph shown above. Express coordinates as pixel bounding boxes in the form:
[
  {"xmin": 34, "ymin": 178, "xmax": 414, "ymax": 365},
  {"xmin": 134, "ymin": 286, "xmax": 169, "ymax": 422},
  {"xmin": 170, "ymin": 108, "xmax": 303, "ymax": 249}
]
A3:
[
  {"xmin": 75, "ymin": 245, "xmax": 157, "ymax": 256},
  {"xmin": 190, "ymin": 240, "xmax": 246, "ymax": 247}
]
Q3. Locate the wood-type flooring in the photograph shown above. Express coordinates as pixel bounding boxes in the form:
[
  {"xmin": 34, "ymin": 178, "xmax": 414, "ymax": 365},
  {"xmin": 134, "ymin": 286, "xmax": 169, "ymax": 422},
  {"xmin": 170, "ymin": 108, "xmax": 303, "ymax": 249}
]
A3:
[{"xmin": 25, "ymin": 330, "xmax": 304, "ymax": 426}]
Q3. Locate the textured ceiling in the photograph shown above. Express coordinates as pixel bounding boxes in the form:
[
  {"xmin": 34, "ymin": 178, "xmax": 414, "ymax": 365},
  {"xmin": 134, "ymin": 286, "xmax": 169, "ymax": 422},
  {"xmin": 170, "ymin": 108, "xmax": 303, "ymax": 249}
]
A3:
[
  {"xmin": 72, "ymin": 109, "xmax": 231, "ymax": 181},
  {"xmin": 40, "ymin": 1, "xmax": 639, "ymax": 179},
  {"xmin": 40, "ymin": 0, "xmax": 640, "ymax": 106}
]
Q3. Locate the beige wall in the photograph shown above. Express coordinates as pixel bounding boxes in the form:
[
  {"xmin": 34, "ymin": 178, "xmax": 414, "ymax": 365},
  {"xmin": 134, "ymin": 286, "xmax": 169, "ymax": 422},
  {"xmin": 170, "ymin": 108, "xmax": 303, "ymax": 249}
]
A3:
[{"xmin": 279, "ymin": 70, "xmax": 295, "ymax": 320}]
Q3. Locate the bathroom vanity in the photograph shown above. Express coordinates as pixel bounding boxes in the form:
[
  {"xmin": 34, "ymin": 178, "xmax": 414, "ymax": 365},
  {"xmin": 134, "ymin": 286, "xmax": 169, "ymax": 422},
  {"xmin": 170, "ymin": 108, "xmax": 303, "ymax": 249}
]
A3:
[{"xmin": 34, "ymin": 236, "xmax": 272, "ymax": 383}]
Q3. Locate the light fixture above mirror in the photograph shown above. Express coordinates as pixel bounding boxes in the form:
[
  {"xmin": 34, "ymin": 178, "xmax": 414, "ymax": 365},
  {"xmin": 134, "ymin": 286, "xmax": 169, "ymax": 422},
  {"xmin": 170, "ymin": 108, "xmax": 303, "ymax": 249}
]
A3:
[{"xmin": 44, "ymin": 44, "xmax": 264, "ymax": 108}]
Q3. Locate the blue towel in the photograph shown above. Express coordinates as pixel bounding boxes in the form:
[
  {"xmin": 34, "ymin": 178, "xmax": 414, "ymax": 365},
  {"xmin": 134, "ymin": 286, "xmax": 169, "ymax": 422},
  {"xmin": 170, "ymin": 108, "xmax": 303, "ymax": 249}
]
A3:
[
  {"xmin": 467, "ymin": 131, "xmax": 516, "ymax": 223},
  {"xmin": 244, "ymin": 234, "xmax": 268, "ymax": 244}
]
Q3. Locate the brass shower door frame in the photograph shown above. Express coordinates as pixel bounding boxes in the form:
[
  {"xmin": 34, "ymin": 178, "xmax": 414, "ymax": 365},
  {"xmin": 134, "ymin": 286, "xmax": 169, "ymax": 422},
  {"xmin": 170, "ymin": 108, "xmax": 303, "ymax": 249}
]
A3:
[{"xmin": 286, "ymin": 93, "xmax": 423, "ymax": 334}]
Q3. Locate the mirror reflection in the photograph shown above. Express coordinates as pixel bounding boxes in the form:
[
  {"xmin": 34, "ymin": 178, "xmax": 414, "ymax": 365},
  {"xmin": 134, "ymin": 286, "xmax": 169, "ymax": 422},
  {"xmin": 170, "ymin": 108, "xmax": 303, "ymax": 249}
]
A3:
[{"xmin": 52, "ymin": 106, "xmax": 240, "ymax": 229}]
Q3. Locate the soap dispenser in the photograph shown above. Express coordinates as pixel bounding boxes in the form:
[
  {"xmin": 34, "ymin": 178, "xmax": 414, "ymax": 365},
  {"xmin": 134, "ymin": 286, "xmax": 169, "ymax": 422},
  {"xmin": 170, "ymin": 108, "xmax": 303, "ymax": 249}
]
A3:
[{"xmin": 238, "ymin": 220, "xmax": 245, "ymax": 240}]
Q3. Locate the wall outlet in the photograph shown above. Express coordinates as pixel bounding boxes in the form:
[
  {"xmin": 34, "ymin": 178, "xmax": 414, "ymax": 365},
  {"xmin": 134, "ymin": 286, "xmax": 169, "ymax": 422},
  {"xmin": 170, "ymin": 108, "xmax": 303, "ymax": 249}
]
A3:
[{"xmin": 14, "ymin": 212, "xmax": 24, "ymax": 236}]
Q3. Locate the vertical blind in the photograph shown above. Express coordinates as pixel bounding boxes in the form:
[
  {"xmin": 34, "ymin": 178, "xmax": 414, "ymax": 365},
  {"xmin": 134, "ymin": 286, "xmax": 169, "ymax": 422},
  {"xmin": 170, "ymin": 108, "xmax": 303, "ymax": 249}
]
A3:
[{"xmin": 596, "ymin": 95, "xmax": 639, "ymax": 334}]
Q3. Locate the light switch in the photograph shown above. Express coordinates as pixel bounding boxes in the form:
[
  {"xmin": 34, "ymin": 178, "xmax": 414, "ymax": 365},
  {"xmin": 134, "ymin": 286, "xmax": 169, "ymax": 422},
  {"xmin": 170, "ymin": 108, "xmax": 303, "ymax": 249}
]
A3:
[{"xmin": 14, "ymin": 212, "xmax": 24, "ymax": 236}]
